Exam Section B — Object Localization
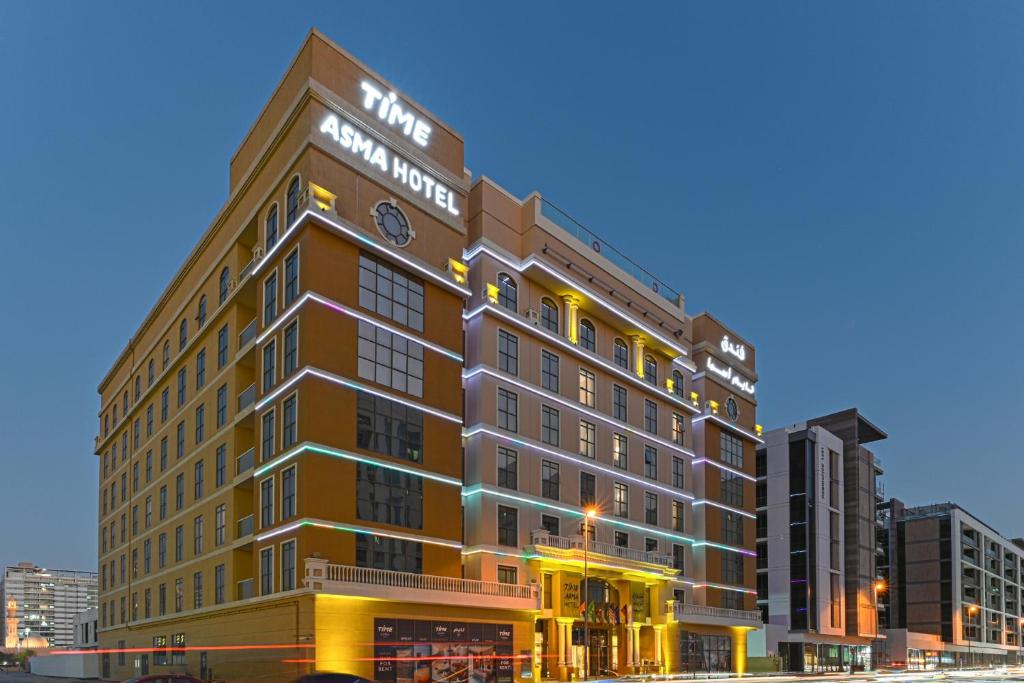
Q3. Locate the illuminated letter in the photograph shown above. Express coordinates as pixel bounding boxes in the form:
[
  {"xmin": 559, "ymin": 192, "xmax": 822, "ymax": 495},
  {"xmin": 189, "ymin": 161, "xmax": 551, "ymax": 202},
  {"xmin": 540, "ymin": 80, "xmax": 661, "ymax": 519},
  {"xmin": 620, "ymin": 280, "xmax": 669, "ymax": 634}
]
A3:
[
  {"xmin": 379, "ymin": 91, "xmax": 397, "ymax": 121},
  {"xmin": 435, "ymin": 185, "xmax": 448, "ymax": 209},
  {"xmin": 392, "ymin": 157, "xmax": 408, "ymax": 184},
  {"xmin": 408, "ymin": 168, "xmax": 423, "ymax": 192},
  {"xmin": 369, "ymin": 146, "xmax": 388, "ymax": 172},
  {"xmin": 421, "ymin": 175, "xmax": 435, "ymax": 200},
  {"xmin": 360, "ymin": 81, "xmax": 384, "ymax": 111},
  {"xmin": 412, "ymin": 120, "xmax": 432, "ymax": 146},
  {"xmin": 447, "ymin": 191, "xmax": 460, "ymax": 216},
  {"xmin": 339, "ymin": 124, "xmax": 355, "ymax": 149},
  {"xmin": 389, "ymin": 106, "xmax": 416, "ymax": 136},
  {"xmin": 352, "ymin": 132, "xmax": 374, "ymax": 161},
  {"xmin": 320, "ymin": 115, "xmax": 340, "ymax": 142}
]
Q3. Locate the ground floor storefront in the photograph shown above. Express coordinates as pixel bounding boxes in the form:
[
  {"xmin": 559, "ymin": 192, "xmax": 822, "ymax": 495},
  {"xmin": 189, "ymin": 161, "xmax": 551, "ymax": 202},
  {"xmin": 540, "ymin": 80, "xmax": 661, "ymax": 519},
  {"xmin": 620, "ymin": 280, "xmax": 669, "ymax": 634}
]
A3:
[{"xmin": 775, "ymin": 641, "xmax": 873, "ymax": 673}]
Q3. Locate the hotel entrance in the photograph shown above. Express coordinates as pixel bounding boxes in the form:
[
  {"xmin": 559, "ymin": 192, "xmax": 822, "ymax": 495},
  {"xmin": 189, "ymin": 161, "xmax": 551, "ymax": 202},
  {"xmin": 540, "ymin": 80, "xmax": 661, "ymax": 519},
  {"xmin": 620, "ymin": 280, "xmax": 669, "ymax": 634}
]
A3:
[{"xmin": 573, "ymin": 625, "xmax": 611, "ymax": 676}]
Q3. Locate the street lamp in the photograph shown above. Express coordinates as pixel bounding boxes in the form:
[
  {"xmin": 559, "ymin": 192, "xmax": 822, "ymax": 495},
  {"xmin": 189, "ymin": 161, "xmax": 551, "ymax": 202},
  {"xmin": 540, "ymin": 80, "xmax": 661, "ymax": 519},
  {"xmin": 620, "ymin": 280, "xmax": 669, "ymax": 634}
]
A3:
[
  {"xmin": 583, "ymin": 506, "xmax": 598, "ymax": 680},
  {"xmin": 966, "ymin": 605, "xmax": 979, "ymax": 669}
]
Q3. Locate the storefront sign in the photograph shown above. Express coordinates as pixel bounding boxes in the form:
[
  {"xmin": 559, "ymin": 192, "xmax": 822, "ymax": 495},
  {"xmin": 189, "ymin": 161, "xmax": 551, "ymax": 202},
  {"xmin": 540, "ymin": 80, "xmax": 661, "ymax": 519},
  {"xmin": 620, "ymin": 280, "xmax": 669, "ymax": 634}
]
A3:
[
  {"xmin": 360, "ymin": 81, "xmax": 433, "ymax": 146},
  {"xmin": 561, "ymin": 580, "xmax": 580, "ymax": 614},
  {"xmin": 374, "ymin": 618, "xmax": 513, "ymax": 683},
  {"xmin": 706, "ymin": 357, "xmax": 755, "ymax": 395},
  {"xmin": 720, "ymin": 335, "xmax": 747, "ymax": 362},
  {"xmin": 319, "ymin": 112, "xmax": 461, "ymax": 217}
]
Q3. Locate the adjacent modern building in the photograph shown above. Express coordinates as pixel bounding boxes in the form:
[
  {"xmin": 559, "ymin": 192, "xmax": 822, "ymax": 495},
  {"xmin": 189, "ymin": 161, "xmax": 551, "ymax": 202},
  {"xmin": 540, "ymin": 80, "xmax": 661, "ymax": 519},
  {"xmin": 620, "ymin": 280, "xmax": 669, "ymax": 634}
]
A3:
[
  {"xmin": 93, "ymin": 29, "xmax": 762, "ymax": 682},
  {"xmin": 1, "ymin": 562, "xmax": 98, "ymax": 649},
  {"xmin": 874, "ymin": 500, "xmax": 1024, "ymax": 668},
  {"xmin": 750, "ymin": 409, "xmax": 886, "ymax": 672}
]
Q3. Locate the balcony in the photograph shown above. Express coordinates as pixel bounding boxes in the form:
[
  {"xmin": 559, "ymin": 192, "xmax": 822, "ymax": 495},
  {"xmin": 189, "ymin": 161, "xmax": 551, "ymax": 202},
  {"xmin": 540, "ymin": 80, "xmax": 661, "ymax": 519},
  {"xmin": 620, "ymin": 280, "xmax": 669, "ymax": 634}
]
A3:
[
  {"xmin": 236, "ymin": 514, "xmax": 254, "ymax": 539},
  {"xmin": 236, "ymin": 448, "xmax": 255, "ymax": 476},
  {"xmin": 304, "ymin": 558, "xmax": 540, "ymax": 611},
  {"xmin": 237, "ymin": 383, "xmax": 256, "ymax": 412},
  {"xmin": 237, "ymin": 578, "xmax": 254, "ymax": 600},
  {"xmin": 238, "ymin": 318, "xmax": 257, "ymax": 350},
  {"xmin": 673, "ymin": 602, "xmax": 762, "ymax": 627},
  {"xmin": 527, "ymin": 530, "xmax": 675, "ymax": 569}
]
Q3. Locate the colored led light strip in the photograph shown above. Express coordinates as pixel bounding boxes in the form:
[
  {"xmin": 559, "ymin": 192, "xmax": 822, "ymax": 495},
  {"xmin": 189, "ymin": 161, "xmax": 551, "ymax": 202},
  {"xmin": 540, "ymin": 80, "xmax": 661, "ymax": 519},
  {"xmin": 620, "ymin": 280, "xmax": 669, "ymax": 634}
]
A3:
[
  {"xmin": 463, "ymin": 303, "xmax": 698, "ymax": 412},
  {"xmin": 463, "ymin": 243, "xmax": 689, "ymax": 359},
  {"xmin": 252, "ymin": 441, "xmax": 461, "ymax": 486},
  {"xmin": 463, "ymin": 424, "xmax": 695, "ymax": 501},
  {"xmin": 691, "ymin": 458, "xmax": 756, "ymax": 482},
  {"xmin": 462, "ymin": 546, "xmax": 681, "ymax": 580},
  {"xmin": 461, "ymin": 484, "xmax": 695, "ymax": 544},
  {"xmin": 693, "ymin": 540, "xmax": 757, "ymax": 557},
  {"xmin": 692, "ymin": 414, "xmax": 765, "ymax": 444},
  {"xmin": 258, "ymin": 292, "xmax": 462, "ymax": 362},
  {"xmin": 255, "ymin": 366, "xmax": 462, "ymax": 424},
  {"xmin": 690, "ymin": 582, "xmax": 758, "ymax": 595},
  {"xmin": 255, "ymin": 518, "xmax": 462, "ymax": 549},
  {"xmin": 691, "ymin": 500, "xmax": 756, "ymax": 520},
  {"xmin": 256, "ymin": 208, "xmax": 471, "ymax": 297},
  {"xmin": 462, "ymin": 365, "xmax": 696, "ymax": 458}
]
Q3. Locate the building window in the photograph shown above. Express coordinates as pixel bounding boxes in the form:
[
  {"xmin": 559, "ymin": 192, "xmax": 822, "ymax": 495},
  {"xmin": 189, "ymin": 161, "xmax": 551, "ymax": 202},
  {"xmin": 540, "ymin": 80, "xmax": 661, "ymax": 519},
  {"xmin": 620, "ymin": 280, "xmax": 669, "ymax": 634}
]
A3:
[
  {"xmin": 357, "ymin": 464, "xmax": 423, "ymax": 529},
  {"xmin": 146, "ymin": 405, "xmax": 153, "ymax": 437},
  {"xmin": 721, "ymin": 471, "xmax": 744, "ymax": 507},
  {"xmin": 282, "ymin": 394, "xmax": 297, "ymax": 448},
  {"xmin": 578, "ymin": 319, "xmax": 596, "ymax": 352},
  {"xmin": 179, "ymin": 319, "xmax": 188, "ymax": 351},
  {"xmin": 580, "ymin": 471, "xmax": 595, "ymax": 507},
  {"xmin": 281, "ymin": 540, "xmax": 296, "ymax": 591},
  {"xmin": 646, "ymin": 538, "xmax": 658, "ymax": 553},
  {"xmin": 284, "ymin": 249, "xmax": 299, "ymax": 305},
  {"xmin": 672, "ymin": 370, "xmax": 684, "ymax": 398},
  {"xmin": 644, "ymin": 399, "xmax": 658, "ymax": 434},
  {"xmin": 175, "ymin": 473, "xmax": 184, "ymax": 509},
  {"xmin": 145, "ymin": 451, "xmax": 152, "ymax": 482},
  {"xmin": 541, "ymin": 350, "xmax": 559, "ymax": 392},
  {"xmin": 541, "ymin": 514, "xmax": 560, "ymax": 536},
  {"xmin": 147, "ymin": 358, "xmax": 155, "ymax": 387},
  {"xmin": 175, "ymin": 525, "xmax": 183, "ymax": 562},
  {"xmin": 162, "ymin": 341, "xmax": 170, "ymax": 370},
  {"xmin": 282, "ymin": 466, "xmax": 296, "ymax": 519},
  {"xmin": 578, "ymin": 368, "xmax": 596, "ymax": 407},
  {"xmin": 284, "ymin": 322, "xmax": 297, "ymax": 375},
  {"xmin": 644, "ymin": 446, "xmax": 658, "ymax": 479},
  {"xmin": 193, "ymin": 571, "xmax": 203, "ymax": 609},
  {"xmin": 356, "ymin": 535, "xmax": 422, "ymax": 574},
  {"xmin": 193, "ymin": 515, "xmax": 204, "ymax": 554},
  {"xmin": 579, "ymin": 420, "xmax": 596, "ymax": 459},
  {"xmin": 613, "ymin": 384, "xmax": 627, "ymax": 421},
  {"xmin": 496, "ymin": 272, "xmax": 517, "ymax": 312},
  {"xmin": 723, "ymin": 510, "xmax": 743, "ymax": 545},
  {"xmin": 287, "ymin": 176, "xmax": 300, "ymax": 225},
  {"xmin": 195, "ymin": 404, "xmax": 205, "ymax": 444},
  {"xmin": 498, "ymin": 330, "xmax": 518, "ymax": 375},
  {"xmin": 260, "ymin": 547, "xmax": 274, "ymax": 595},
  {"xmin": 356, "ymin": 391, "xmax": 423, "ymax": 462},
  {"xmin": 643, "ymin": 355, "xmax": 657, "ymax": 386},
  {"xmin": 262, "ymin": 340, "xmax": 276, "ymax": 391},
  {"xmin": 143, "ymin": 539, "xmax": 151, "ymax": 573},
  {"xmin": 264, "ymin": 272, "xmax": 278, "ymax": 325},
  {"xmin": 672, "ymin": 501, "xmax": 685, "ymax": 532},
  {"xmin": 197, "ymin": 295, "xmax": 207, "ymax": 329},
  {"xmin": 158, "ymin": 533, "xmax": 167, "ymax": 567},
  {"xmin": 194, "ymin": 459, "xmax": 204, "ymax": 500},
  {"xmin": 497, "ymin": 505, "xmax": 518, "ymax": 547},
  {"xmin": 219, "ymin": 266, "xmax": 231, "ymax": 305},
  {"xmin": 672, "ymin": 412, "xmax": 685, "ymax": 445},
  {"xmin": 645, "ymin": 492, "xmax": 658, "ymax": 525},
  {"xmin": 215, "ymin": 564, "xmax": 225, "ymax": 605},
  {"xmin": 358, "ymin": 253, "xmax": 425, "ymax": 331},
  {"xmin": 159, "ymin": 486, "xmax": 167, "ymax": 520},
  {"xmin": 614, "ymin": 482, "xmax": 628, "ymax": 517},
  {"xmin": 540, "ymin": 298, "xmax": 558, "ymax": 333},
  {"xmin": 266, "ymin": 204, "xmax": 278, "ymax": 250},
  {"xmin": 673, "ymin": 544, "xmax": 685, "ymax": 571},
  {"xmin": 722, "ymin": 553, "xmax": 744, "ymax": 585},
  {"xmin": 497, "ymin": 447, "xmax": 517, "ymax": 490},
  {"xmin": 541, "ymin": 460, "xmax": 560, "ymax": 500},
  {"xmin": 215, "ymin": 504, "xmax": 226, "ymax": 546},
  {"xmin": 497, "ymin": 388, "xmax": 518, "ymax": 432},
  {"xmin": 615, "ymin": 531, "xmax": 629, "ymax": 548},
  {"xmin": 217, "ymin": 324, "xmax": 228, "ymax": 368},
  {"xmin": 217, "ymin": 384, "xmax": 227, "ymax": 427},
  {"xmin": 673, "ymin": 456, "xmax": 685, "ymax": 488},
  {"xmin": 497, "ymin": 565, "xmax": 518, "ymax": 585},
  {"xmin": 613, "ymin": 433, "xmax": 628, "ymax": 469},
  {"xmin": 614, "ymin": 339, "xmax": 629, "ymax": 370},
  {"xmin": 720, "ymin": 432, "xmax": 743, "ymax": 468},
  {"xmin": 357, "ymin": 321, "xmax": 424, "ymax": 397},
  {"xmin": 176, "ymin": 421, "xmax": 185, "ymax": 459},
  {"xmin": 177, "ymin": 368, "xmax": 187, "ymax": 407},
  {"xmin": 161, "ymin": 389, "xmax": 168, "ymax": 423},
  {"xmin": 541, "ymin": 405, "xmax": 560, "ymax": 446},
  {"xmin": 216, "ymin": 444, "xmax": 226, "ymax": 487},
  {"xmin": 134, "ymin": 375, "xmax": 141, "ymax": 402},
  {"xmin": 261, "ymin": 477, "xmax": 274, "ymax": 527}
]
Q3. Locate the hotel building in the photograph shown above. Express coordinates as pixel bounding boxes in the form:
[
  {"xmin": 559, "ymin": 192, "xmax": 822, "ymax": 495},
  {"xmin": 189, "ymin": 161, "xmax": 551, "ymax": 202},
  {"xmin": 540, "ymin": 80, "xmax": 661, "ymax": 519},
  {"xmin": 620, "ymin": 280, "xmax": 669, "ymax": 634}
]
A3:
[
  {"xmin": 1, "ymin": 562, "xmax": 98, "ymax": 649},
  {"xmin": 874, "ymin": 500, "xmax": 1024, "ymax": 668},
  {"xmin": 751, "ymin": 409, "xmax": 886, "ymax": 671},
  {"xmin": 93, "ymin": 29, "xmax": 761, "ymax": 682}
]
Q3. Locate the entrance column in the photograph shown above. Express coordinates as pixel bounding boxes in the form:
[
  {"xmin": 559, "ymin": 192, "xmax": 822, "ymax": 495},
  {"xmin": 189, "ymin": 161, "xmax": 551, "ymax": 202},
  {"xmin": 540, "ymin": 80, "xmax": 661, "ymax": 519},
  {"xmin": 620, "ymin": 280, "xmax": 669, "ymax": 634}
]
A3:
[
  {"xmin": 556, "ymin": 618, "xmax": 573, "ymax": 681},
  {"xmin": 632, "ymin": 624, "xmax": 642, "ymax": 670},
  {"xmin": 625, "ymin": 625, "xmax": 634, "ymax": 670},
  {"xmin": 611, "ymin": 632, "xmax": 619, "ymax": 672},
  {"xmin": 653, "ymin": 625, "xmax": 665, "ymax": 672}
]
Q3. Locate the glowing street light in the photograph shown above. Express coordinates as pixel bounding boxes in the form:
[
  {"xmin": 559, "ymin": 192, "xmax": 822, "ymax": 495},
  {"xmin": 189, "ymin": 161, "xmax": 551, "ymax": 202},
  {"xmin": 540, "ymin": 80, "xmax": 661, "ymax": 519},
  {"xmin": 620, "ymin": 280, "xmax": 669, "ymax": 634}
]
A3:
[{"xmin": 582, "ymin": 505, "xmax": 599, "ymax": 680}]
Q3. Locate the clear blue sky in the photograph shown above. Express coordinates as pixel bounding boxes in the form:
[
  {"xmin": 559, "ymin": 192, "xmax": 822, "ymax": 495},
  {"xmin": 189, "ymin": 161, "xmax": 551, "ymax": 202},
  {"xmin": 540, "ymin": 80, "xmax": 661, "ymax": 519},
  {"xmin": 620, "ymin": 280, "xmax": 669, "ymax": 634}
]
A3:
[{"xmin": 1, "ymin": 1, "xmax": 1022, "ymax": 570}]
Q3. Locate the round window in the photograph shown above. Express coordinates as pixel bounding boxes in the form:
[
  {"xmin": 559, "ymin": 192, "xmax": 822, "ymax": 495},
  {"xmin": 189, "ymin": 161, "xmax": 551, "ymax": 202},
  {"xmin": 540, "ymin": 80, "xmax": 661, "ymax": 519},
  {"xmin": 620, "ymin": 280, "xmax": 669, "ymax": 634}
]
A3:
[
  {"xmin": 726, "ymin": 397, "xmax": 739, "ymax": 422},
  {"xmin": 373, "ymin": 201, "xmax": 413, "ymax": 247}
]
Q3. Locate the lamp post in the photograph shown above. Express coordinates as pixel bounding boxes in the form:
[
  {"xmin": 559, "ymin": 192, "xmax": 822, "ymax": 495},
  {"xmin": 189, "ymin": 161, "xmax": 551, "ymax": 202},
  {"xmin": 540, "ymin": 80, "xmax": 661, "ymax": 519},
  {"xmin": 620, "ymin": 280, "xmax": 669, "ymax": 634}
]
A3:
[
  {"xmin": 1018, "ymin": 618, "xmax": 1023, "ymax": 668},
  {"xmin": 874, "ymin": 580, "xmax": 886, "ymax": 671},
  {"xmin": 583, "ymin": 506, "xmax": 598, "ymax": 680},
  {"xmin": 966, "ymin": 605, "xmax": 979, "ymax": 669}
]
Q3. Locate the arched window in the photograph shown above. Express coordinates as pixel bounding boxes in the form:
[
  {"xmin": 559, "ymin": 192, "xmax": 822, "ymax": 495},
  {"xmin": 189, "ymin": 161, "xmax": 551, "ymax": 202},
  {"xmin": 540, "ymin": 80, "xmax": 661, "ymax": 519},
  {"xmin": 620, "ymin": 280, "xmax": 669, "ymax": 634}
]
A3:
[
  {"xmin": 578, "ymin": 319, "xmax": 596, "ymax": 352},
  {"xmin": 643, "ymin": 355, "xmax": 658, "ymax": 386},
  {"xmin": 147, "ymin": 359, "xmax": 155, "ymax": 387},
  {"xmin": 265, "ymin": 205, "xmax": 278, "ymax": 251},
  {"xmin": 197, "ymin": 295, "xmax": 207, "ymax": 328},
  {"xmin": 497, "ymin": 273, "xmax": 517, "ymax": 312},
  {"xmin": 219, "ymin": 267, "xmax": 231, "ymax": 306},
  {"xmin": 134, "ymin": 376, "xmax": 141, "ymax": 401},
  {"xmin": 613, "ymin": 339, "xmax": 629, "ymax": 370},
  {"xmin": 672, "ymin": 370, "xmax": 684, "ymax": 398},
  {"xmin": 540, "ymin": 298, "xmax": 559, "ymax": 333},
  {"xmin": 286, "ymin": 176, "xmax": 301, "ymax": 225},
  {"xmin": 162, "ymin": 341, "xmax": 170, "ymax": 370},
  {"xmin": 179, "ymin": 319, "xmax": 188, "ymax": 351},
  {"xmin": 122, "ymin": 391, "xmax": 129, "ymax": 414}
]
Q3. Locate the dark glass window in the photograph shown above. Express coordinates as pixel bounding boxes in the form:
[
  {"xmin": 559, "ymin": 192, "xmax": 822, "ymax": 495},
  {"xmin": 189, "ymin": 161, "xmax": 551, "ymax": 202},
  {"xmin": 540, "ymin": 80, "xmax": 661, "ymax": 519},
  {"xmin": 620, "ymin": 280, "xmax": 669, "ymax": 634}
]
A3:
[
  {"xmin": 644, "ymin": 446, "xmax": 658, "ymax": 479},
  {"xmin": 721, "ymin": 432, "xmax": 743, "ymax": 468},
  {"xmin": 643, "ymin": 355, "xmax": 657, "ymax": 386},
  {"xmin": 645, "ymin": 492, "xmax": 658, "ymax": 525},
  {"xmin": 219, "ymin": 267, "xmax": 230, "ymax": 306},
  {"xmin": 541, "ymin": 460, "xmax": 560, "ymax": 500},
  {"xmin": 497, "ymin": 447, "xmax": 517, "ymax": 490},
  {"xmin": 497, "ymin": 505, "xmax": 518, "ymax": 546},
  {"xmin": 356, "ymin": 321, "xmax": 424, "ymax": 397},
  {"xmin": 356, "ymin": 535, "xmax": 422, "ymax": 574},
  {"xmin": 644, "ymin": 399, "xmax": 658, "ymax": 434},
  {"xmin": 356, "ymin": 391, "xmax": 423, "ymax": 462},
  {"xmin": 284, "ymin": 249, "xmax": 299, "ymax": 305},
  {"xmin": 263, "ymin": 273, "xmax": 277, "ymax": 325},
  {"xmin": 721, "ymin": 471, "xmax": 744, "ymax": 507},
  {"xmin": 496, "ymin": 273, "xmax": 517, "ymax": 312},
  {"xmin": 540, "ymin": 298, "xmax": 558, "ymax": 333},
  {"xmin": 262, "ymin": 340, "xmax": 276, "ymax": 391},
  {"xmin": 284, "ymin": 322, "xmax": 297, "ymax": 375},
  {"xmin": 578, "ymin": 319, "xmax": 596, "ymax": 352},
  {"xmin": 356, "ymin": 463, "xmax": 423, "ymax": 529},
  {"xmin": 541, "ymin": 405, "xmax": 559, "ymax": 446},
  {"xmin": 286, "ymin": 177, "xmax": 300, "ymax": 225},
  {"xmin": 580, "ymin": 471, "xmax": 596, "ymax": 507},
  {"xmin": 497, "ymin": 388, "xmax": 518, "ymax": 432},
  {"xmin": 614, "ymin": 339, "xmax": 629, "ymax": 370},
  {"xmin": 613, "ymin": 433, "xmax": 628, "ymax": 469},
  {"xmin": 498, "ymin": 330, "xmax": 518, "ymax": 374},
  {"xmin": 541, "ymin": 350, "xmax": 559, "ymax": 392},
  {"xmin": 358, "ymin": 253, "xmax": 425, "ymax": 331},
  {"xmin": 265, "ymin": 205, "xmax": 278, "ymax": 250}
]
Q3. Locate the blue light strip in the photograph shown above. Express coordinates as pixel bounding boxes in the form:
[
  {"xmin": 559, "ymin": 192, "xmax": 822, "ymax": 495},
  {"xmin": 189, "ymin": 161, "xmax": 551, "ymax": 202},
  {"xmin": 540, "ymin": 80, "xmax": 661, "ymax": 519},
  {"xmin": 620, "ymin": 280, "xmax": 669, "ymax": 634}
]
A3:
[{"xmin": 252, "ymin": 441, "xmax": 462, "ymax": 486}]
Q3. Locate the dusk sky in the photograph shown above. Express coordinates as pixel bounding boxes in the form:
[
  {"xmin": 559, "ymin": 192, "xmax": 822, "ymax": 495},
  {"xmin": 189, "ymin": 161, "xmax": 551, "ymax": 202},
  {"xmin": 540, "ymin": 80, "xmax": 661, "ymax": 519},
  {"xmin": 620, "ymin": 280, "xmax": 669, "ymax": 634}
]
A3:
[{"xmin": 1, "ymin": 1, "xmax": 1022, "ymax": 571}]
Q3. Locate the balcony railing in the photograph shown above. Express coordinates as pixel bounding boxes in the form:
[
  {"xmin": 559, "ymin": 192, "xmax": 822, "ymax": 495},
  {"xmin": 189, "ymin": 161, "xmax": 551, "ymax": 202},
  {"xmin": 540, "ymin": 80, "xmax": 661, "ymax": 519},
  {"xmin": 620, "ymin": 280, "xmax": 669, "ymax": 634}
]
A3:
[
  {"xmin": 315, "ymin": 562, "xmax": 536, "ymax": 600},
  {"xmin": 236, "ymin": 448, "xmax": 255, "ymax": 475},
  {"xmin": 237, "ymin": 578, "xmax": 254, "ymax": 600},
  {"xmin": 237, "ymin": 515, "xmax": 254, "ymax": 539},
  {"xmin": 239, "ymin": 258, "xmax": 256, "ymax": 282},
  {"xmin": 237, "ymin": 383, "xmax": 256, "ymax": 412},
  {"xmin": 529, "ymin": 530, "xmax": 674, "ymax": 568},
  {"xmin": 238, "ymin": 318, "xmax": 257, "ymax": 349},
  {"xmin": 674, "ymin": 602, "xmax": 762, "ymax": 625}
]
